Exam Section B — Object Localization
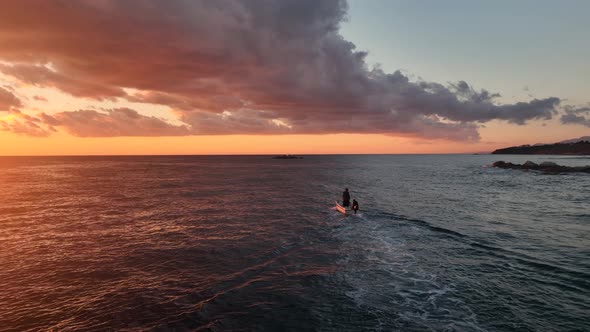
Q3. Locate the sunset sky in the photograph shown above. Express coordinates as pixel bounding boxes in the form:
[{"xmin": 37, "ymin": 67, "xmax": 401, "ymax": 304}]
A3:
[{"xmin": 0, "ymin": 0, "xmax": 588, "ymax": 155}]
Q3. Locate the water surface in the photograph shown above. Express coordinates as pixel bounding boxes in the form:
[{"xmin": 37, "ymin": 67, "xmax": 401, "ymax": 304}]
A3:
[{"xmin": 1, "ymin": 155, "xmax": 588, "ymax": 331}]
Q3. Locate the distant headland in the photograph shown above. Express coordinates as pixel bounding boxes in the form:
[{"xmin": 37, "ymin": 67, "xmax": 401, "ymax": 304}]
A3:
[{"xmin": 492, "ymin": 137, "xmax": 590, "ymax": 155}]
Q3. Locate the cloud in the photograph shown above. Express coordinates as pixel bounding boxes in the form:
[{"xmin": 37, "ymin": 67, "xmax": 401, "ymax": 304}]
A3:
[
  {"xmin": 0, "ymin": 64, "xmax": 126, "ymax": 100},
  {"xmin": 0, "ymin": 110, "xmax": 55, "ymax": 136},
  {"xmin": 1, "ymin": 108, "xmax": 189, "ymax": 137},
  {"xmin": 560, "ymin": 106, "xmax": 590, "ymax": 127},
  {"xmin": 51, "ymin": 108, "xmax": 190, "ymax": 137},
  {"xmin": 0, "ymin": 0, "xmax": 574, "ymax": 140},
  {"xmin": 0, "ymin": 87, "xmax": 21, "ymax": 111}
]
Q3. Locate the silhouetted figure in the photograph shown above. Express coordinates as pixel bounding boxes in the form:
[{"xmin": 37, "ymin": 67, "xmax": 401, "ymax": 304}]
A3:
[
  {"xmin": 352, "ymin": 199, "xmax": 359, "ymax": 214},
  {"xmin": 342, "ymin": 188, "xmax": 351, "ymax": 207}
]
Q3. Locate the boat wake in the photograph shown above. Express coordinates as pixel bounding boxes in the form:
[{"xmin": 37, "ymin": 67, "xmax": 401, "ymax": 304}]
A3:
[{"xmin": 325, "ymin": 207, "xmax": 590, "ymax": 330}]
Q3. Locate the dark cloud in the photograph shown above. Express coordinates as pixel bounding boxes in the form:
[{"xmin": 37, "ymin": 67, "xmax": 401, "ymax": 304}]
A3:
[
  {"xmin": 0, "ymin": 0, "xmax": 575, "ymax": 140},
  {"xmin": 0, "ymin": 87, "xmax": 21, "ymax": 111},
  {"xmin": 560, "ymin": 106, "xmax": 590, "ymax": 127}
]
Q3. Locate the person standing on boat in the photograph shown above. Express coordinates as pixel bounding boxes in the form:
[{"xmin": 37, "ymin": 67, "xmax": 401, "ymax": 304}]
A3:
[
  {"xmin": 352, "ymin": 199, "xmax": 359, "ymax": 214},
  {"xmin": 342, "ymin": 188, "xmax": 351, "ymax": 207}
]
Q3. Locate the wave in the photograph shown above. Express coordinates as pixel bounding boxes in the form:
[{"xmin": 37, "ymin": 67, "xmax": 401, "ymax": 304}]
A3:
[
  {"xmin": 469, "ymin": 242, "xmax": 590, "ymax": 291},
  {"xmin": 373, "ymin": 211, "xmax": 467, "ymax": 239},
  {"xmin": 362, "ymin": 211, "xmax": 590, "ymax": 292}
]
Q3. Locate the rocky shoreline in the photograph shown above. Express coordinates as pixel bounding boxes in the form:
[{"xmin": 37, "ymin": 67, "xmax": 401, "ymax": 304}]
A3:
[{"xmin": 492, "ymin": 161, "xmax": 590, "ymax": 173}]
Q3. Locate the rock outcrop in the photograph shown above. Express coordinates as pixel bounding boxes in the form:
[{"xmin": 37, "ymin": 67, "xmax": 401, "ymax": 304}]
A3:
[{"xmin": 492, "ymin": 161, "xmax": 590, "ymax": 173}]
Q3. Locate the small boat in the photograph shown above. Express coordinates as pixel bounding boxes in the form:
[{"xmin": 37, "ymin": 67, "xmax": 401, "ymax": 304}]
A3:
[
  {"xmin": 335, "ymin": 201, "xmax": 348, "ymax": 214},
  {"xmin": 272, "ymin": 155, "xmax": 303, "ymax": 159}
]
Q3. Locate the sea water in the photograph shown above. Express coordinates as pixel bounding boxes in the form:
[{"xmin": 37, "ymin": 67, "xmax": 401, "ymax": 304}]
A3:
[{"xmin": 0, "ymin": 155, "xmax": 588, "ymax": 331}]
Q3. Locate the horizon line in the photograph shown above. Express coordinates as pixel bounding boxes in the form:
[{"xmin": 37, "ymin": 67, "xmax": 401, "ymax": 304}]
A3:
[{"xmin": 0, "ymin": 152, "xmax": 491, "ymax": 157}]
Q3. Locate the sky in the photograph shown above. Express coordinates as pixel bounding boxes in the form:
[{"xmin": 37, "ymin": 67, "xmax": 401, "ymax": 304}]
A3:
[{"xmin": 0, "ymin": 0, "xmax": 588, "ymax": 155}]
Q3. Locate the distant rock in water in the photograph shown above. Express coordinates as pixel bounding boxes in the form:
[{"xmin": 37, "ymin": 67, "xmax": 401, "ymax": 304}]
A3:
[
  {"xmin": 492, "ymin": 161, "xmax": 590, "ymax": 173},
  {"xmin": 272, "ymin": 155, "xmax": 303, "ymax": 159},
  {"xmin": 492, "ymin": 140, "xmax": 590, "ymax": 155}
]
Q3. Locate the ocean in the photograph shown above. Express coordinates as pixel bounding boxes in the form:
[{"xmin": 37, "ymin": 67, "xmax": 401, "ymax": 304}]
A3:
[{"xmin": 0, "ymin": 155, "xmax": 588, "ymax": 331}]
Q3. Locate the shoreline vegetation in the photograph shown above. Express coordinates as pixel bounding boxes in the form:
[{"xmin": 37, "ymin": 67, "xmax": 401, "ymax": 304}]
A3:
[{"xmin": 492, "ymin": 140, "xmax": 590, "ymax": 155}]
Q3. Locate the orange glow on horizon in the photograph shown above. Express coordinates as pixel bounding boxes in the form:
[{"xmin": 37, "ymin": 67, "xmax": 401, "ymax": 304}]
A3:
[
  {"xmin": 0, "ymin": 132, "xmax": 479, "ymax": 156},
  {"xmin": 0, "ymin": 131, "xmax": 580, "ymax": 156},
  {"xmin": 1, "ymin": 115, "xmax": 588, "ymax": 156},
  {"xmin": 0, "ymin": 1, "xmax": 588, "ymax": 157}
]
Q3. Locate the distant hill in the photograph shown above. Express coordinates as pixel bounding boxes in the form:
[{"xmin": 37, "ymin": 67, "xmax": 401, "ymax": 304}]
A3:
[
  {"xmin": 558, "ymin": 136, "xmax": 590, "ymax": 144},
  {"xmin": 492, "ymin": 140, "xmax": 590, "ymax": 155}
]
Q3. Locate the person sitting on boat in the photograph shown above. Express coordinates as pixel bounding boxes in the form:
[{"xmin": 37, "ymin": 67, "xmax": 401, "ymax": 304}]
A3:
[
  {"xmin": 352, "ymin": 199, "xmax": 359, "ymax": 214},
  {"xmin": 342, "ymin": 188, "xmax": 351, "ymax": 207}
]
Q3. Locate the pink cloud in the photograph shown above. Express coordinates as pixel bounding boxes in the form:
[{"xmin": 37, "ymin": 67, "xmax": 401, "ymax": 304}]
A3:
[
  {"xmin": 0, "ymin": 110, "xmax": 54, "ymax": 136},
  {"xmin": 0, "ymin": 64, "xmax": 126, "ymax": 100},
  {"xmin": 0, "ymin": 1, "xmax": 574, "ymax": 140},
  {"xmin": 0, "ymin": 87, "xmax": 21, "ymax": 111},
  {"xmin": 33, "ymin": 95, "xmax": 48, "ymax": 102},
  {"xmin": 50, "ymin": 108, "xmax": 190, "ymax": 137},
  {"xmin": 1, "ymin": 108, "xmax": 189, "ymax": 137}
]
